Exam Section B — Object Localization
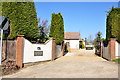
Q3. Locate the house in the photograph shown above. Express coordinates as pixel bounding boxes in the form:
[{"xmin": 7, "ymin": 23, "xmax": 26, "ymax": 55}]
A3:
[{"xmin": 64, "ymin": 32, "xmax": 80, "ymax": 51}]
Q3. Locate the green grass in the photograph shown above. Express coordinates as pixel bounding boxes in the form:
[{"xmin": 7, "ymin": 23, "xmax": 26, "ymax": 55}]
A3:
[
  {"xmin": 0, "ymin": 67, "xmax": 5, "ymax": 71},
  {"xmin": 112, "ymin": 58, "xmax": 120, "ymax": 62}
]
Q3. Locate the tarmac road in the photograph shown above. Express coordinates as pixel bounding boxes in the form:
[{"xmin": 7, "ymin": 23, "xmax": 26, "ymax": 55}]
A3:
[{"xmin": 3, "ymin": 49, "xmax": 118, "ymax": 78}]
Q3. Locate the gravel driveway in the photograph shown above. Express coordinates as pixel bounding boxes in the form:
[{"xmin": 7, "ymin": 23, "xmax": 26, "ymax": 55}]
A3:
[{"xmin": 2, "ymin": 49, "xmax": 118, "ymax": 78}]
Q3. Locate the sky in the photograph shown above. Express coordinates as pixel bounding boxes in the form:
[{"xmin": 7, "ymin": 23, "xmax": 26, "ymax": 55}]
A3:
[{"xmin": 34, "ymin": 2, "xmax": 118, "ymax": 40}]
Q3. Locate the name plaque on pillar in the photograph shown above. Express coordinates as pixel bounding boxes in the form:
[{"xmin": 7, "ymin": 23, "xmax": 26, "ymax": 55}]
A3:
[{"xmin": 34, "ymin": 51, "xmax": 43, "ymax": 56}]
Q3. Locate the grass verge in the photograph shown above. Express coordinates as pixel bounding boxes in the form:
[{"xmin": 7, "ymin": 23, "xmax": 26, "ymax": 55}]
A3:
[{"xmin": 112, "ymin": 58, "xmax": 120, "ymax": 63}]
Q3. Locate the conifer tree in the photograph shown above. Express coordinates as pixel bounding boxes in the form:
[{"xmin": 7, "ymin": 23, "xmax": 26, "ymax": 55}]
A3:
[
  {"xmin": 2, "ymin": 2, "xmax": 39, "ymax": 42},
  {"xmin": 106, "ymin": 7, "xmax": 120, "ymax": 42},
  {"xmin": 50, "ymin": 13, "xmax": 64, "ymax": 45}
]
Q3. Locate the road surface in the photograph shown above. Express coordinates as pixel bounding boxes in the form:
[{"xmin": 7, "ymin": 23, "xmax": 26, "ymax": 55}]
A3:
[{"xmin": 3, "ymin": 49, "xmax": 118, "ymax": 78}]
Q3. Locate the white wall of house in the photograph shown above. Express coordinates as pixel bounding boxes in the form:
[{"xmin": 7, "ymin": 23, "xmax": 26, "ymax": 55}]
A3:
[
  {"xmin": 116, "ymin": 41, "xmax": 120, "ymax": 58},
  {"xmin": 64, "ymin": 40, "xmax": 79, "ymax": 49},
  {"xmin": 23, "ymin": 39, "xmax": 52, "ymax": 63}
]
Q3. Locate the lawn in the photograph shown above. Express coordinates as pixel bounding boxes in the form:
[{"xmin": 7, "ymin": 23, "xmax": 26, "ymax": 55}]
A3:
[{"xmin": 112, "ymin": 58, "xmax": 120, "ymax": 63}]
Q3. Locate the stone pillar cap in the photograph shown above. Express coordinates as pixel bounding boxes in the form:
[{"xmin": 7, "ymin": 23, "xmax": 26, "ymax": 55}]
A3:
[
  {"xmin": 110, "ymin": 38, "xmax": 116, "ymax": 40},
  {"xmin": 17, "ymin": 35, "xmax": 24, "ymax": 37}
]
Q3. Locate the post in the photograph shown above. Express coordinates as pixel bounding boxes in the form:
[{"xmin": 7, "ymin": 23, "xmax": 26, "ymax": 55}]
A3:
[
  {"xmin": 100, "ymin": 41, "xmax": 103, "ymax": 57},
  {"xmin": 61, "ymin": 41, "xmax": 65, "ymax": 56},
  {"xmin": 51, "ymin": 38, "xmax": 56, "ymax": 61},
  {"xmin": 0, "ymin": 29, "xmax": 3, "ymax": 65},
  {"xmin": 109, "ymin": 38, "xmax": 116, "ymax": 61},
  {"xmin": 16, "ymin": 35, "xmax": 24, "ymax": 68}
]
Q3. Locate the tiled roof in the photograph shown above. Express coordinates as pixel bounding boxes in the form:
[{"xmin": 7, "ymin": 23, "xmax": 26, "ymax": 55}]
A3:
[{"xmin": 64, "ymin": 32, "xmax": 80, "ymax": 40}]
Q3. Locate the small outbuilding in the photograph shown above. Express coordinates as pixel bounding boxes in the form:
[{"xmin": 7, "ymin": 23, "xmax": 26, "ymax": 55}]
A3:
[{"xmin": 64, "ymin": 32, "xmax": 80, "ymax": 51}]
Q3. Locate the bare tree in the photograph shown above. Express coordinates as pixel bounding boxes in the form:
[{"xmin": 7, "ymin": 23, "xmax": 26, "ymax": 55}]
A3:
[{"xmin": 38, "ymin": 18, "xmax": 50, "ymax": 43}]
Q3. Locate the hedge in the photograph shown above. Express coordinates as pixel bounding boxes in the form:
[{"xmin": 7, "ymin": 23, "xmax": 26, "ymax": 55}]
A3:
[
  {"xmin": 2, "ymin": 2, "xmax": 39, "ymax": 42},
  {"xmin": 49, "ymin": 13, "xmax": 64, "ymax": 45},
  {"xmin": 106, "ymin": 7, "xmax": 120, "ymax": 42}
]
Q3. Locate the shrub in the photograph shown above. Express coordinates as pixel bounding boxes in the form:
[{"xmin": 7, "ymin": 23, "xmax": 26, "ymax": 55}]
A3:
[
  {"xmin": 2, "ymin": 2, "xmax": 39, "ymax": 42},
  {"xmin": 49, "ymin": 13, "xmax": 64, "ymax": 45},
  {"xmin": 106, "ymin": 7, "xmax": 120, "ymax": 42},
  {"xmin": 80, "ymin": 41, "xmax": 85, "ymax": 49}
]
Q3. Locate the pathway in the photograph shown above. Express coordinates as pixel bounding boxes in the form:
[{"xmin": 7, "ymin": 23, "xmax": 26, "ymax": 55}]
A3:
[{"xmin": 3, "ymin": 49, "xmax": 118, "ymax": 78}]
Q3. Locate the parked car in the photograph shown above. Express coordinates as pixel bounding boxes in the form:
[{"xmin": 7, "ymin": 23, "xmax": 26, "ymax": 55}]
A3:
[{"xmin": 86, "ymin": 43, "xmax": 94, "ymax": 50}]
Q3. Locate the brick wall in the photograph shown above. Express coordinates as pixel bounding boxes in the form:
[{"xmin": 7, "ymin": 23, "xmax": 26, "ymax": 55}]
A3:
[
  {"xmin": 2, "ymin": 35, "xmax": 60, "ymax": 68},
  {"xmin": 15, "ymin": 36, "xmax": 63, "ymax": 68}
]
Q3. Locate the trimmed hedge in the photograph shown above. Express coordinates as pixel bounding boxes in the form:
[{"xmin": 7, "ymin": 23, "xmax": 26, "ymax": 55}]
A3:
[
  {"xmin": 106, "ymin": 7, "xmax": 120, "ymax": 42},
  {"xmin": 49, "ymin": 13, "xmax": 64, "ymax": 45},
  {"xmin": 2, "ymin": 2, "xmax": 39, "ymax": 42}
]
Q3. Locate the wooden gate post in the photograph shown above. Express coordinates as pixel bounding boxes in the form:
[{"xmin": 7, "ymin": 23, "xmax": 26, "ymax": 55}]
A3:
[
  {"xmin": 61, "ymin": 41, "xmax": 65, "ymax": 56},
  {"xmin": 16, "ymin": 35, "xmax": 24, "ymax": 68}
]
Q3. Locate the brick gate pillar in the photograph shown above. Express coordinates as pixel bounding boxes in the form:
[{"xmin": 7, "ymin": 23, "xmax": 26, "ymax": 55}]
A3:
[
  {"xmin": 51, "ymin": 38, "xmax": 56, "ymax": 61},
  {"xmin": 109, "ymin": 38, "xmax": 116, "ymax": 61},
  {"xmin": 16, "ymin": 35, "xmax": 24, "ymax": 68}
]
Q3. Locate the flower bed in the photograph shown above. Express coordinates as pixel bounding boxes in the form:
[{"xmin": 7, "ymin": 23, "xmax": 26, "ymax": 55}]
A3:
[{"xmin": 1, "ymin": 61, "xmax": 20, "ymax": 75}]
